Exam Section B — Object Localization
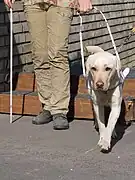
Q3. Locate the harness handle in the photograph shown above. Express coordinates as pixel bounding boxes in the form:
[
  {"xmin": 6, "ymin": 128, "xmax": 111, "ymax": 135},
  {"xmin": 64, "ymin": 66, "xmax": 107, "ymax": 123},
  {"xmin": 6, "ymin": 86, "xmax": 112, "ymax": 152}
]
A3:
[{"xmin": 79, "ymin": 7, "xmax": 123, "ymax": 79}]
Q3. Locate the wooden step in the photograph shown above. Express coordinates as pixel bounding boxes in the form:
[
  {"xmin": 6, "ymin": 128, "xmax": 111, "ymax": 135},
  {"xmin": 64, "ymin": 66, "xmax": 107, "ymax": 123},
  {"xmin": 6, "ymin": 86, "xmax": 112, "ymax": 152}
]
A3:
[
  {"xmin": 0, "ymin": 91, "xmax": 134, "ymax": 123},
  {"xmin": 0, "ymin": 91, "xmax": 93, "ymax": 119},
  {"xmin": 9, "ymin": 72, "xmax": 135, "ymax": 94},
  {"xmin": 15, "ymin": 73, "xmax": 36, "ymax": 91},
  {"xmin": 78, "ymin": 78, "xmax": 135, "ymax": 94},
  {"xmin": 0, "ymin": 72, "xmax": 135, "ymax": 120},
  {"xmin": 0, "ymin": 91, "xmax": 41, "ymax": 115}
]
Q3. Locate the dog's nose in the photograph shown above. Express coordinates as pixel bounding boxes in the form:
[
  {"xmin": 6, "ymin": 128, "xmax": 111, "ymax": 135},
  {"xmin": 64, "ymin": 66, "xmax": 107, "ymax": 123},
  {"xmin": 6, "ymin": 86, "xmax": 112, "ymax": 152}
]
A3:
[{"xmin": 96, "ymin": 81, "xmax": 104, "ymax": 89}]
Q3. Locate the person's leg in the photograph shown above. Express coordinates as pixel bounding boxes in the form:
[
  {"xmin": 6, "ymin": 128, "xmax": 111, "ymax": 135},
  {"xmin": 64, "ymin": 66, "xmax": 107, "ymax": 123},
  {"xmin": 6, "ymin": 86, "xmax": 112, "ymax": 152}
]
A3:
[
  {"xmin": 24, "ymin": 4, "xmax": 52, "ymax": 124},
  {"xmin": 47, "ymin": 6, "xmax": 73, "ymax": 129}
]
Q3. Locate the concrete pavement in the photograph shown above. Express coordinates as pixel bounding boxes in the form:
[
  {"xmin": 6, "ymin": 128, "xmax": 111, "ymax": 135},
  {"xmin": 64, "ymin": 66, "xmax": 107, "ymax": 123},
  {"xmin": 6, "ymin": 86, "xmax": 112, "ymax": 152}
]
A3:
[{"xmin": 0, "ymin": 114, "xmax": 135, "ymax": 180}]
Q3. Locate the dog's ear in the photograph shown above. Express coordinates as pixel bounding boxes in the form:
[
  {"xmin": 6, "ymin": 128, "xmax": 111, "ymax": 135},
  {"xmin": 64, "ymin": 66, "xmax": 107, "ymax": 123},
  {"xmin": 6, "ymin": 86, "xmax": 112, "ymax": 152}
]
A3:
[
  {"xmin": 85, "ymin": 46, "xmax": 104, "ymax": 54},
  {"xmin": 85, "ymin": 59, "xmax": 91, "ymax": 77}
]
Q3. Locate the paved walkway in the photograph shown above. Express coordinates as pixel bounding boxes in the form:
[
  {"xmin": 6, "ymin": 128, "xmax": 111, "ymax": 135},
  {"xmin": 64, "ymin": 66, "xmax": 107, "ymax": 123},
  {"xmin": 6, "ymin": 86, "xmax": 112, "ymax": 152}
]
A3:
[{"xmin": 0, "ymin": 114, "xmax": 135, "ymax": 180}]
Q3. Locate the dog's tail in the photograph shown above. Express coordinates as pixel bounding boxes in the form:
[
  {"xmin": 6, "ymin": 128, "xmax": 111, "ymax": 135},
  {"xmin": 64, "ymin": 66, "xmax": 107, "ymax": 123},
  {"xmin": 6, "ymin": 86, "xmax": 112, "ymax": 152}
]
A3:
[{"xmin": 85, "ymin": 46, "xmax": 104, "ymax": 54}]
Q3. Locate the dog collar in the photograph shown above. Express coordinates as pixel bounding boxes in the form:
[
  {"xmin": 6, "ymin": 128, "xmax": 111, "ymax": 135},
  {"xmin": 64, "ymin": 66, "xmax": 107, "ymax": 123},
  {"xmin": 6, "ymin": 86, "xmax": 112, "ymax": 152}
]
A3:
[{"xmin": 104, "ymin": 81, "xmax": 123, "ymax": 94}]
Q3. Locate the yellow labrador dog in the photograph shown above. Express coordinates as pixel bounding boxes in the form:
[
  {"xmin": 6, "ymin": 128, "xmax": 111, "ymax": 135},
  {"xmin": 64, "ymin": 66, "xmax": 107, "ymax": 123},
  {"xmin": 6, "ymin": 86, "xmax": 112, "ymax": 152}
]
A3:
[{"xmin": 85, "ymin": 46, "xmax": 130, "ymax": 151}]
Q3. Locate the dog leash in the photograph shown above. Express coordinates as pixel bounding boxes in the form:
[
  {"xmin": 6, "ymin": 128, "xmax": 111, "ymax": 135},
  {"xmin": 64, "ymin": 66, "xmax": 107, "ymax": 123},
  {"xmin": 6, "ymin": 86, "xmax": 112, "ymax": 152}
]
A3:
[{"xmin": 118, "ymin": 26, "xmax": 135, "ymax": 52}]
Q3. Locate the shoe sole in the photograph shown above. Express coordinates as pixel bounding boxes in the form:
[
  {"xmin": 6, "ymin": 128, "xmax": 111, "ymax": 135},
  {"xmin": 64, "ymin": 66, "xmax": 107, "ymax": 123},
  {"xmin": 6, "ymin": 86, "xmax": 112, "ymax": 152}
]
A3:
[
  {"xmin": 32, "ymin": 121, "xmax": 50, "ymax": 125},
  {"xmin": 32, "ymin": 118, "xmax": 52, "ymax": 125},
  {"xmin": 53, "ymin": 125, "xmax": 69, "ymax": 130}
]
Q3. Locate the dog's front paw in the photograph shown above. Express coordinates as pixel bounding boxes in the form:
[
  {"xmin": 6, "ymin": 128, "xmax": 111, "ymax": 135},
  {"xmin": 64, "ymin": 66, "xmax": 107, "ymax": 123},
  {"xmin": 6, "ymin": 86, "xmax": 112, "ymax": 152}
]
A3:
[
  {"xmin": 100, "ymin": 139, "xmax": 111, "ymax": 151},
  {"xmin": 98, "ymin": 136, "xmax": 111, "ymax": 152},
  {"xmin": 97, "ymin": 136, "xmax": 104, "ymax": 147}
]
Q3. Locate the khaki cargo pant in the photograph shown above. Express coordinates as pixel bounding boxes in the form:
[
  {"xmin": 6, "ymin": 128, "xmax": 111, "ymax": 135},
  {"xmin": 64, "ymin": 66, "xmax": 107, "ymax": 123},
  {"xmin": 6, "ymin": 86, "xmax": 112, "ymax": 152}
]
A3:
[{"xmin": 24, "ymin": 3, "xmax": 73, "ymax": 115}]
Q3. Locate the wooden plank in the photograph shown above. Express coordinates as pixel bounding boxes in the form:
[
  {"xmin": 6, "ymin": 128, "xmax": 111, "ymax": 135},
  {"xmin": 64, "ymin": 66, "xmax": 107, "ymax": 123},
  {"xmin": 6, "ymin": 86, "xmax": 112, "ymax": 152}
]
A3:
[
  {"xmin": 78, "ymin": 78, "xmax": 135, "ymax": 94},
  {"xmin": 23, "ymin": 95, "xmax": 42, "ymax": 115},
  {"xmin": 0, "ymin": 73, "xmax": 135, "ymax": 119},
  {"xmin": 0, "ymin": 92, "xmax": 93, "ymax": 118},
  {"xmin": 15, "ymin": 73, "xmax": 35, "ymax": 91},
  {"xmin": 74, "ymin": 98, "xmax": 93, "ymax": 119},
  {"xmin": 0, "ymin": 92, "xmax": 41, "ymax": 115},
  {"xmin": 0, "ymin": 94, "xmax": 23, "ymax": 114},
  {"xmin": 0, "ymin": 91, "xmax": 134, "ymax": 122},
  {"xmin": 10, "ymin": 72, "xmax": 135, "ymax": 95}
]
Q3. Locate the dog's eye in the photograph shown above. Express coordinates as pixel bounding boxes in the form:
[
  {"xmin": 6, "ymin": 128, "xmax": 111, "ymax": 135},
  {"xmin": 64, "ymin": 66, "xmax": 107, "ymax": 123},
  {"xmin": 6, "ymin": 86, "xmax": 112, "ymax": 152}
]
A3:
[
  {"xmin": 91, "ymin": 67, "xmax": 97, "ymax": 71},
  {"xmin": 105, "ymin": 67, "xmax": 111, "ymax": 71}
]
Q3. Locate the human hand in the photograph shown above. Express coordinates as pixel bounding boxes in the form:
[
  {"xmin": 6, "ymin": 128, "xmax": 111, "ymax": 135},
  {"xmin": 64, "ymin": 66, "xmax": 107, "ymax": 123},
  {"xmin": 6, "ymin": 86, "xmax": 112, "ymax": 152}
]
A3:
[
  {"xmin": 4, "ymin": 0, "xmax": 14, "ymax": 8},
  {"xmin": 78, "ymin": 0, "xmax": 92, "ymax": 12}
]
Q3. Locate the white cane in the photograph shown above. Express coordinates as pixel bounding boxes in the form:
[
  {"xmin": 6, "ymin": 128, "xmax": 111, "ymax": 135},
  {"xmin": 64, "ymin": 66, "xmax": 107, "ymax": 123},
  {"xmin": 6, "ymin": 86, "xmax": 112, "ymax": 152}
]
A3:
[{"xmin": 10, "ymin": 7, "xmax": 13, "ymax": 123}]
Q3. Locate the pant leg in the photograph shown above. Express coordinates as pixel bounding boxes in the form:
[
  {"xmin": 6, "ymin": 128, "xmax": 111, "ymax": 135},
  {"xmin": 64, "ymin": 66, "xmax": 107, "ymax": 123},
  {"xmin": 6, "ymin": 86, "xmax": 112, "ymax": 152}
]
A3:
[
  {"xmin": 24, "ymin": 4, "xmax": 51, "ymax": 111},
  {"xmin": 47, "ymin": 6, "xmax": 73, "ymax": 115}
]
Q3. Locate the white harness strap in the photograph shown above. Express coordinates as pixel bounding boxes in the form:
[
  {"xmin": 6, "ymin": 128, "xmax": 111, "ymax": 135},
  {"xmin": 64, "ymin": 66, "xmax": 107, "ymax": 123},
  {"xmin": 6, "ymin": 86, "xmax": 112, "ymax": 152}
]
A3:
[
  {"xmin": 79, "ymin": 14, "xmax": 86, "ymax": 77},
  {"xmin": 79, "ymin": 7, "xmax": 127, "ymax": 82},
  {"xmin": 94, "ymin": 7, "xmax": 121, "ymax": 74}
]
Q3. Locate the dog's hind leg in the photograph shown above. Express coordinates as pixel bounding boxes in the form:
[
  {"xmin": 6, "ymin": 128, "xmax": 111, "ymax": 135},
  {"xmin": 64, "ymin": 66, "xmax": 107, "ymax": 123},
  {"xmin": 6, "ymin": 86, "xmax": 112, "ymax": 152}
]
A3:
[
  {"xmin": 92, "ymin": 104, "xmax": 99, "ymax": 132},
  {"xmin": 112, "ymin": 129, "xmax": 117, "ymax": 139},
  {"xmin": 94, "ymin": 118, "xmax": 99, "ymax": 132}
]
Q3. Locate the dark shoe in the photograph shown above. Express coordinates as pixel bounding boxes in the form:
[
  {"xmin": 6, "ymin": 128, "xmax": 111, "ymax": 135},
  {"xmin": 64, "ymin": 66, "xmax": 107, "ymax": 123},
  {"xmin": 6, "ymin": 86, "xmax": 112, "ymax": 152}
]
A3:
[
  {"xmin": 32, "ymin": 110, "xmax": 52, "ymax": 125},
  {"xmin": 53, "ymin": 113, "xmax": 69, "ymax": 130}
]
